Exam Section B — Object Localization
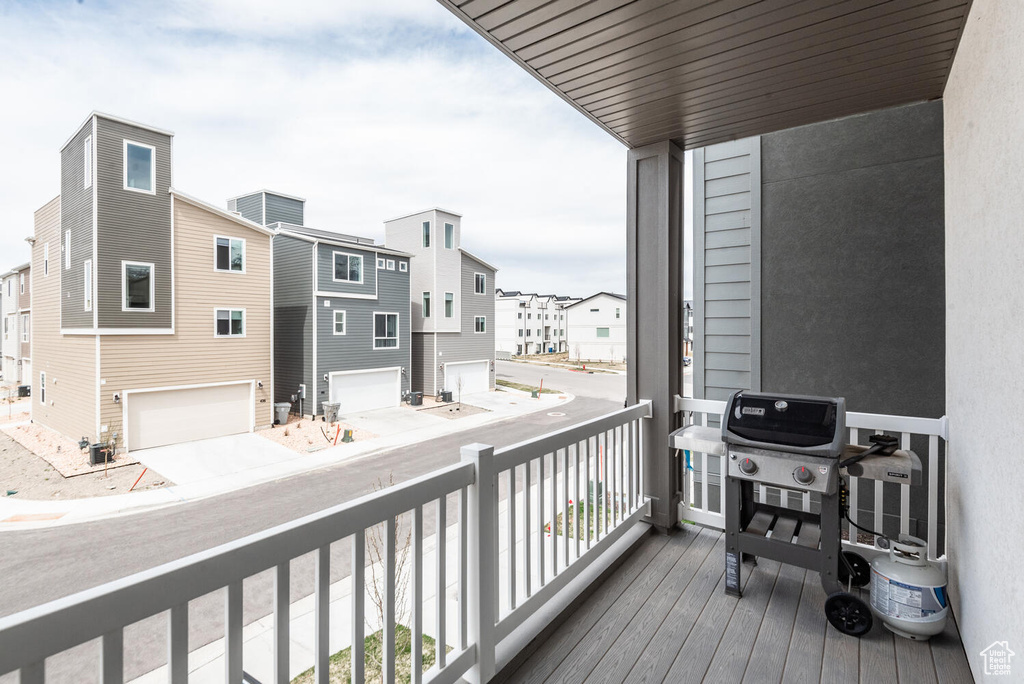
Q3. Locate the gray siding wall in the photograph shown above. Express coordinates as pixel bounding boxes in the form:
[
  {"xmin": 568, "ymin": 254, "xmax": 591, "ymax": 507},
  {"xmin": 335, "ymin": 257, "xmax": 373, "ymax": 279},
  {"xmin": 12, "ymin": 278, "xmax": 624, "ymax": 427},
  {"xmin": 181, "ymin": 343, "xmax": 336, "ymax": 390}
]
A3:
[
  {"xmin": 60, "ymin": 120, "xmax": 94, "ymax": 328},
  {"xmin": 315, "ymin": 243, "xmax": 379, "ymax": 297},
  {"xmin": 693, "ymin": 137, "xmax": 760, "ymax": 402},
  {"xmin": 411, "ymin": 332, "xmax": 434, "ymax": 395},
  {"xmin": 234, "ymin": 194, "xmax": 263, "ymax": 225},
  {"xmin": 273, "ymin": 235, "xmax": 313, "ymax": 406},
  {"xmin": 265, "ymin": 194, "xmax": 304, "ymax": 226},
  {"xmin": 313, "ymin": 266, "xmax": 411, "ymax": 414},
  {"xmin": 434, "ymin": 253, "xmax": 495, "ymax": 394},
  {"xmin": 95, "ymin": 117, "xmax": 173, "ymax": 329},
  {"xmin": 760, "ymin": 100, "xmax": 944, "ymax": 419}
]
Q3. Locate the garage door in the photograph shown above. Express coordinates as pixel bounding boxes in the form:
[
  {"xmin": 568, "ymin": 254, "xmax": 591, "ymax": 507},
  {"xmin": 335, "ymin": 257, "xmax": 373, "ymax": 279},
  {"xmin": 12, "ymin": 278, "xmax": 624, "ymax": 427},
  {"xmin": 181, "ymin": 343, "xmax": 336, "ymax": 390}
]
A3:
[
  {"xmin": 329, "ymin": 368, "xmax": 401, "ymax": 416},
  {"xmin": 444, "ymin": 360, "xmax": 489, "ymax": 396},
  {"xmin": 127, "ymin": 383, "xmax": 252, "ymax": 451}
]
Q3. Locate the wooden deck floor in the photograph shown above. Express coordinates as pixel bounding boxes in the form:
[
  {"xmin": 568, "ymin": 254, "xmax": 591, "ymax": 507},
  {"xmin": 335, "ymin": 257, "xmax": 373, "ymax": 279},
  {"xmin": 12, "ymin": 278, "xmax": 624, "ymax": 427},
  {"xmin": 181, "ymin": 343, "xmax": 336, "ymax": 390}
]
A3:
[{"xmin": 503, "ymin": 525, "xmax": 973, "ymax": 684}]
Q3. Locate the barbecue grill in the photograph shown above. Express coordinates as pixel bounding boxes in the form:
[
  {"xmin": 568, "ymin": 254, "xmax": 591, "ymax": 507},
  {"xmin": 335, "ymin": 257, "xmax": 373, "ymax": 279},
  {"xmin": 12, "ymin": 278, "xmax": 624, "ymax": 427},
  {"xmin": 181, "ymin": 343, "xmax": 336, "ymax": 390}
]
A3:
[{"xmin": 672, "ymin": 390, "xmax": 923, "ymax": 637}]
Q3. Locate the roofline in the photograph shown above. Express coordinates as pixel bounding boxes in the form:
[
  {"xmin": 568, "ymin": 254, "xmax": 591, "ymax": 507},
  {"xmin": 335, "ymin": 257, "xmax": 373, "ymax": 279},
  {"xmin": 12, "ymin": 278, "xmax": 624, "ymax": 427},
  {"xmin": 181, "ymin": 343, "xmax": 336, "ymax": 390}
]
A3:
[
  {"xmin": 565, "ymin": 292, "xmax": 627, "ymax": 308},
  {"xmin": 170, "ymin": 188, "xmax": 276, "ymax": 237},
  {"xmin": 459, "ymin": 248, "xmax": 498, "ymax": 272},
  {"xmin": 384, "ymin": 207, "xmax": 463, "ymax": 223},
  {"xmin": 1, "ymin": 262, "xmax": 32, "ymax": 278},
  {"xmin": 61, "ymin": 111, "xmax": 174, "ymax": 151},
  {"xmin": 226, "ymin": 188, "xmax": 307, "ymax": 203},
  {"xmin": 276, "ymin": 229, "xmax": 413, "ymax": 258}
]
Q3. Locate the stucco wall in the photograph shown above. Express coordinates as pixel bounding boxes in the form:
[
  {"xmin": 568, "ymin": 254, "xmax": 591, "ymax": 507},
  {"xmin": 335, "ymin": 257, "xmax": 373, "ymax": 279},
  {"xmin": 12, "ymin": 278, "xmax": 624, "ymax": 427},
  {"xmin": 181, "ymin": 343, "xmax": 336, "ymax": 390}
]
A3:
[{"xmin": 943, "ymin": 1, "xmax": 1024, "ymax": 676}]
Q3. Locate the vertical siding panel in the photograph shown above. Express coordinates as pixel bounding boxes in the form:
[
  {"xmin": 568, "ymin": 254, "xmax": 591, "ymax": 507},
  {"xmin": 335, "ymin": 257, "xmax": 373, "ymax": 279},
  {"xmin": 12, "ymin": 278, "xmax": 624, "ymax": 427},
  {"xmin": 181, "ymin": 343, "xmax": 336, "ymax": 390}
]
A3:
[
  {"xmin": 60, "ymin": 119, "xmax": 94, "ymax": 329},
  {"xmin": 273, "ymin": 235, "xmax": 313, "ymax": 406}
]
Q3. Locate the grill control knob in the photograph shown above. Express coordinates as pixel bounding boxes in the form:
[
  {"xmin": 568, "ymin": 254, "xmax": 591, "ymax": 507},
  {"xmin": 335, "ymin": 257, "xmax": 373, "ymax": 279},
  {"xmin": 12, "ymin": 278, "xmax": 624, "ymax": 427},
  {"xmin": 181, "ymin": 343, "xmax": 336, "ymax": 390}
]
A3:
[
  {"xmin": 739, "ymin": 458, "xmax": 758, "ymax": 475},
  {"xmin": 793, "ymin": 466, "xmax": 815, "ymax": 486}
]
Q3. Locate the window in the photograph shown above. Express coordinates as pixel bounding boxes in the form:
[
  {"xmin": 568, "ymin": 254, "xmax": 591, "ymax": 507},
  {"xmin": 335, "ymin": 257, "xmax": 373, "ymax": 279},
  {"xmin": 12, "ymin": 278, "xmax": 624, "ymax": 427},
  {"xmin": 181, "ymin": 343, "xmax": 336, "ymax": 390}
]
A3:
[
  {"xmin": 215, "ymin": 236, "xmax": 245, "ymax": 272},
  {"xmin": 597, "ymin": 327, "xmax": 610, "ymax": 338},
  {"xmin": 123, "ymin": 140, "xmax": 155, "ymax": 193},
  {"xmin": 332, "ymin": 252, "xmax": 363, "ymax": 283},
  {"xmin": 527, "ymin": 313, "xmax": 532, "ymax": 319},
  {"xmin": 444, "ymin": 292, "xmax": 454, "ymax": 318},
  {"xmin": 422, "ymin": 292, "xmax": 431, "ymax": 318},
  {"xmin": 615, "ymin": 307, "xmax": 621, "ymax": 319},
  {"xmin": 386, "ymin": 259, "xmax": 395, "ymax": 271},
  {"xmin": 518, "ymin": 330, "xmax": 523, "ymax": 337},
  {"xmin": 377, "ymin": 258, "xmax": 386, "ymax": 269},
  {"xmin": 43, "ymin": 243, "xmax": 49, "ymax": 276},
  {"xmin": 19, "ymin": 273, "xmax": 24, "ymax": 294},
  {"xmin": 84, "ymin": 260, "xmax": 92, "ymax": 311},
  {"xmin": 526, "ymin": 329, "xmax": 531, "ymax": 337},
  {"xmin": 373, "ymin": 313, "xmax": 398, "ymax": 349},
  {"xmin": 545, "ymin": 314, "xmax": 549, "ymax": 320},
  {"xmin": 122, "ymin": 261, "xmax": 154, "ymax": 311},
  {"xmin": 39, "ymin": 372, "xmax": 45, "ymax": 406},
  {"xmin": 422, "ymin": 221, "xmax": 430, "ymax": 248},
  {"xmin": 333, "ymin": 310, "xmax": 346, "ymax": 335},
  {"xmin": 517, "ymin": 312, "xmax": 522, "ymax": 319},
  {"xmin": 475, "ymin": 316, "xmax": 486, "ymax": 333},
  {"xmin": 84, "ymin": 136, "xmax": 93, "ymax": 189},
  {"xmin": 590, "ymin": 308, "xmax": 599, "ymax": 313},
  {"xmin": 215, "ymin": 309, "xmax": 245, "ymax": 337},
  {"xmin": 21, "ymin": 315, "xmax": 29, "ymax": 342},
  {"xmin": 65, "ymin": 230, "xmax": 71, "ymax": 269},
  {"xmin": 399, "ymin": 262, "xmax": 408, "ymax": 273},
  {"xmin": 517, "ymin": 345, "xmax": 522, "ymax": 355},
  {"xmin": 537, "ymin": 329, "xmax": 541, "ymax": 337},
  {"xmin": 444, "ymin": 223, "xmax": 454, "ymax": 249},
  {"xmin": 474, "ymin": 273, "xmax": 486, "ymax": 294}
]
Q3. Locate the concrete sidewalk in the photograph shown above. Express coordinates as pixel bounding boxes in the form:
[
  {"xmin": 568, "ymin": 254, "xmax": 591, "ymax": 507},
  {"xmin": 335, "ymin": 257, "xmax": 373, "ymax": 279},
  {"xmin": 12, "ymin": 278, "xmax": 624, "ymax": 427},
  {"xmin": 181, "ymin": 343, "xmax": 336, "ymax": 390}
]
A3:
[{"xmin": 0, "ymin": 389, "xmax": 573, "ymax": 529}]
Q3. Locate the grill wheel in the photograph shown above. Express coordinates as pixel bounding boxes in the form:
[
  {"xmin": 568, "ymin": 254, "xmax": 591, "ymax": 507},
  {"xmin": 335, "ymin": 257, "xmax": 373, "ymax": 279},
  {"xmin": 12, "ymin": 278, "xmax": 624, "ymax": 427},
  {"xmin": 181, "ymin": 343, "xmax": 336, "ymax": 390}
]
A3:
[{"xmin": 825, "ymin": 591, "xmax": 873, "ymax": 637}]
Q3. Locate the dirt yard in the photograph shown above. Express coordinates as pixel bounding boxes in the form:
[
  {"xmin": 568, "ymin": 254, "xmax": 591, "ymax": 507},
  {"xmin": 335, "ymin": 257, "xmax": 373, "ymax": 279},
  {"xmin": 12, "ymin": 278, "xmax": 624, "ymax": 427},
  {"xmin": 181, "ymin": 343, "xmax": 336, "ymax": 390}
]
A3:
[
  {"xmin": 258, "ymin": 414, "xmax": 377, "ymax": 453},
  {"xmin": 1, "ymin": 422, "xmax": 139, "ymax": 477},
  {"xmin": 512, "ymin": 351, "xmax": 626, "ymax": 372},
  {"xmin": 0, "ymin": 432, "xmax": 169, "ymax": 502}
]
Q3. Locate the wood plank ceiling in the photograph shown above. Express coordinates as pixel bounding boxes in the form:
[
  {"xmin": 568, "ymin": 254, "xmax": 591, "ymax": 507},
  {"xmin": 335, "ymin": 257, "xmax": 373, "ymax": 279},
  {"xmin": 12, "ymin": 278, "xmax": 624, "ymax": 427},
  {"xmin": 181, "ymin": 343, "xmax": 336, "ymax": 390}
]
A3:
[{"xmin": 438, "ymin": 0, "xmax": 972, "ymax": 149}]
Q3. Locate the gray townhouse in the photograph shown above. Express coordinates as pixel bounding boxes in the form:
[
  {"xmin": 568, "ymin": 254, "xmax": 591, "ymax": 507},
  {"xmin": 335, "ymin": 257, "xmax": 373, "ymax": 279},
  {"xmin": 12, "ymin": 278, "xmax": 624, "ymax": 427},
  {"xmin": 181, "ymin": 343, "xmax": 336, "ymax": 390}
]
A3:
[
  {"xmin": 384, "ymin": 209, "xmax": 496, "ymax": 398},
  {"xmin": 229, "ymin": 190, "xmax": 413, "ymax": 418}
]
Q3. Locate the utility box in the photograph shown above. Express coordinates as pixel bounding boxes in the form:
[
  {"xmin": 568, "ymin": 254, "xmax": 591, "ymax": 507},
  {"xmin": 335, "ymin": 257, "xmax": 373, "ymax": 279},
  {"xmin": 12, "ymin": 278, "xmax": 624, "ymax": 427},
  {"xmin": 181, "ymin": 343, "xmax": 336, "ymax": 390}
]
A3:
[
  {"xmin": 410, "ymin": 392, "xmax": 423, "ymax": 406},
  {"xmin": 440, "ymin": 390, "xmax": 453, "ymax": 403},
  {"xmin": 274, "ymin": 403, "xmax": 291, "ymax": 425},
  {"xmin": 323, "ymin": 402, "xmax": 341, "ymax": 423},
  {"xmin": 89, "ymin": 443, "xmax": 110, "ymax": 466}
]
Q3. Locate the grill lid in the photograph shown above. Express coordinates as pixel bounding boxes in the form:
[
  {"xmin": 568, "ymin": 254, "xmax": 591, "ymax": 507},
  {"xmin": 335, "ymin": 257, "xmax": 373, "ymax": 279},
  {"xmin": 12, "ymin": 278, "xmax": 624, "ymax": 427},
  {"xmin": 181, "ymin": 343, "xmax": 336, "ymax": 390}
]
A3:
[{"xmin": 722, "ymin": 391, "xmax": 846, "ymax": 459}]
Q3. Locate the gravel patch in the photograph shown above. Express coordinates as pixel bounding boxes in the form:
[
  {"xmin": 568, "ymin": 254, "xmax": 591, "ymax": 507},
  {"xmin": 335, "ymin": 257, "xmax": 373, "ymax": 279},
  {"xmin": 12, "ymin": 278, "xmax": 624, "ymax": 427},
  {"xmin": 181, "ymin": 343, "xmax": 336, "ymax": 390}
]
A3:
[
  {"xmin": 258, "ymin": 414, "xmax": 377, "ymax": 453},
  {"xmin": 1, "ymin": 422, "xmax": 139, "ymax": 477},
  {"xmin": 415, "ymin": 403, "xmax": 489, "ymax": 420}
]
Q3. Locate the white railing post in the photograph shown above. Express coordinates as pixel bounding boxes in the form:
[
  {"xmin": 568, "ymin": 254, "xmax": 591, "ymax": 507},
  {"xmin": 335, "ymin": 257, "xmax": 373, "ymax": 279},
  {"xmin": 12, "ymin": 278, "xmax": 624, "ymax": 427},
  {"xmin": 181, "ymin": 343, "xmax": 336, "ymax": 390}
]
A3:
[{"xmin": 461, "ymin": 442, "xmax": 497, "ymax": 683}]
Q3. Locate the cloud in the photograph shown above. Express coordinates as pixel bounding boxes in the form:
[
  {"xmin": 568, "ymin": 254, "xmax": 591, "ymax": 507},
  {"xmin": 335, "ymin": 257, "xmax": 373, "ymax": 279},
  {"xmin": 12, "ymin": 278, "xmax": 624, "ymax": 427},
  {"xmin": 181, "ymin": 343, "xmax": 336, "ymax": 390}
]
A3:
[{"xmin": 0, "ymin": 0, "xmax": 628, "ymax": 298}]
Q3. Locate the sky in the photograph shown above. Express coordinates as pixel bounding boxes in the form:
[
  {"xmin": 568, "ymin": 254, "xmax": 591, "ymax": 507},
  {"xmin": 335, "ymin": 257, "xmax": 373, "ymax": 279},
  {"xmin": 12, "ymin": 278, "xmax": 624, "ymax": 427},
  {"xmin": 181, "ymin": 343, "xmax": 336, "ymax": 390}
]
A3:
[{"xmin": 0, "ymin": 0, "xmax": 696, "ymax": 299}]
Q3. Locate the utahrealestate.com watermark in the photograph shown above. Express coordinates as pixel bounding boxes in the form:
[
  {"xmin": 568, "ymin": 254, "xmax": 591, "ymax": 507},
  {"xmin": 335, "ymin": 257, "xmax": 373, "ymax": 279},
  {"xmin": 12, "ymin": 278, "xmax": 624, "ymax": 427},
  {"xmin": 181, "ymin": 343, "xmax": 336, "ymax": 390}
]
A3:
[{"xmin": 980, "ymin": 641, "xmax": 1015, "ymax": 676}]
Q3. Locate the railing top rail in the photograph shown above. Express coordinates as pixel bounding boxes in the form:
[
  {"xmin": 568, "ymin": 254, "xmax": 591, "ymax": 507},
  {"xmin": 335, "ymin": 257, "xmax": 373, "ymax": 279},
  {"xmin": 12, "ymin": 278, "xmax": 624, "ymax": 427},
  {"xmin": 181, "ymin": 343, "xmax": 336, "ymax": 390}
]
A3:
[
  {"xmin": 0, "ymin": 460, "xmax": 475, "ymax": 675},
  {"xmin": 493, "ymin": 400, "xmax": 652, "ymax": 471},
  {"xmin": 674, "ymin": 397, "xmax": 947, "ymax": 439}
]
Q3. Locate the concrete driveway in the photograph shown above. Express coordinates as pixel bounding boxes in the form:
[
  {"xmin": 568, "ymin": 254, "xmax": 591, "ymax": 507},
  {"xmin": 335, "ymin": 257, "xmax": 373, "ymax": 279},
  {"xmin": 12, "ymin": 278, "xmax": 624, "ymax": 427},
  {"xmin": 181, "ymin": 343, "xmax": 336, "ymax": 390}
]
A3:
[{"xmin": 136, "ymin": 433, "xmax": 297, "ymax": 486}]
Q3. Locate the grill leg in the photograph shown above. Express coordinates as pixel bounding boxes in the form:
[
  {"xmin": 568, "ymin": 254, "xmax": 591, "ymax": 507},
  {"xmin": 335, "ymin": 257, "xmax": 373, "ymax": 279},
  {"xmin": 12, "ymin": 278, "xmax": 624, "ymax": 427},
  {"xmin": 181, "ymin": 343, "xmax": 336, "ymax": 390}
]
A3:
[
  {"xmin": 819, "ymin": 495, "xmax": 841, "ymax": 595},
  {"xmin": 725, "ymin": 476, "xmax": 750, "ymax": 597}
]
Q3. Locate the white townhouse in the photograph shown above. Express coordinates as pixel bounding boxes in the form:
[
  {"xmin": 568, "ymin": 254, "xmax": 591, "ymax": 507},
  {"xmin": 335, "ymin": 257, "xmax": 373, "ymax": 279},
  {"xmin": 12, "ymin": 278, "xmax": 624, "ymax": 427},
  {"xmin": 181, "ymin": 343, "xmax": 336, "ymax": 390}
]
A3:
[
  {"xmin": 565, "ymin": 292, "xmax": 626, "ymax": 363},
  {"xmin": 495, "ymin": 289, "xmax": 579, "ymax": 356}
]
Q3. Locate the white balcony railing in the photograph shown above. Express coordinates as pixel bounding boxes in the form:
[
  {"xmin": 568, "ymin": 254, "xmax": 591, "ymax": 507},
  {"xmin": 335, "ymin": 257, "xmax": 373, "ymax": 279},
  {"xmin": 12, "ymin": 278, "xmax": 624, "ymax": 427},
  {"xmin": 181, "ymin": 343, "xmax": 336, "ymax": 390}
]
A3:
[
  {"xmin": 676, "ymin": 397, "xmax": 948, "ymax": 562},
  {"xmin": 0, "ymin": 401, "xmax": 652, "ymax": 683}
]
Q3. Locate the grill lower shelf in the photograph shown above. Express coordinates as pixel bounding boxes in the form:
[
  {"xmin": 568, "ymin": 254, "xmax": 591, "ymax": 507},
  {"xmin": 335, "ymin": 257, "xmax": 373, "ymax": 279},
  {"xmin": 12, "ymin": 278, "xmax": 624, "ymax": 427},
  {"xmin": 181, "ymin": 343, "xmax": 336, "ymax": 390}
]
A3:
[{"xmin": 742, "ymin": 505, "xmax": 821, "ymax": 549}]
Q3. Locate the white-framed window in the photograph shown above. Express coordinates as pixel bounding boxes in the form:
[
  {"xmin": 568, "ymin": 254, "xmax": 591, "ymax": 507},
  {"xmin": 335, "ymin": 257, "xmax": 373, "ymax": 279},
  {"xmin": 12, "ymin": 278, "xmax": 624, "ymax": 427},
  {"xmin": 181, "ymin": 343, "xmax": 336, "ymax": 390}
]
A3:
[
  {"xmin": 444, "ymin": 223, "xmax": 454, "ymax": 249},
  {"xmin": 214, "ymin": 236, "xmax": 245, "ymax": 273},
  {"xmin": 517, "ymin": 345, "xmax": 522, "ymax": 355},
  {"xmin": 474, "ymin": 273, "xmax": 486, "ymax": 294},
  {"xmin": 43, "ymin": 243, "xmax": 49, "ymax": 277},
  {"xmin": 377, "ymin": 258, "xmax": 386, "ymax": 269},
  {"xmin": 122, "ymin": 261, "xmax": 154, "ymax": 312},
  {"xmin": 517, "ymin": 312, "xmax": 522, "ymax": 319},
  {"xmin": 39, "ymin": 371, "xmax": 45, "ymax": 406},
  {"xmin": 597, "ymin": 327, "xmax": 610, "ymax": 338},
  {"xmin": 399, "ymin": 261, "xmax": 408, "ymax": 273},
  {"xmin": 422, "ymin": 292, "xmax": 431, "ymax": 318},
  {"xmin": 615, "ymin": 307, "xmax": 621, "ymax": 319},
  {"xmin": 590, "ymin": 308, "xmax": 599, "ymax": 312},
  {"xmin": 123, "ymin": 139, "xmax": 155, "ymax": 194},
  {"xmin": 527, "ymin": 313, "xmax": 532, "ymax": 319},
  {"xmin": 373, "ymin": 312, "xmax": 399, "ymax": 349},
  {"xmin": 332, "ymin": 251, "xmax": 363, "ymax": 283},
  {"xmin": 65, "ymin": 230, "xmax": 71, "ymax": 269},
  {"xmin": 21, "ymin": 314, "xmax": 29, "ymax": 342},
  {"xmin": 537, "ymin": 329, "xmax": 541, "ymax": 336},
  {"xmin": 84, "ymin": 259, "xmax": 93, "ymax": 312},
  {"xmin": 474, "ymin": 316, "xmax": 486, "ymax": 333},
  {"xmin": 545, "ymin": 314, "xmax": 549, "ymax": 320},
  {"xmin": 526, "ymin": 329, "xmax": 531, "ymax": 337},
  {"xmin": 333, "ymin": 310, "xmax": 347, "ymax": 335},
  {"xmin": 444, "ymin": 292, "xmax": 454, "ymax": 318},
  {"xmin": 214, "ymin": 308, "xmax": 245, "ymax": 337},
  {"xmin": 422, "ymin": 221, "xmax": 430, "ymax": 248},
  {"xmin": 518, "ymin": 329, "xmax": 523, "ymax": 337},
  {"xmin": 386, "ymin": 259, "xmax": 395, "ymax": 271},
  {"xmin": 84, "ymin": 135, "xmax": 93, "ymax": 189},
  {"xmin": 20, "ymin": 273, "xmax": 25, "ymax": 294}
]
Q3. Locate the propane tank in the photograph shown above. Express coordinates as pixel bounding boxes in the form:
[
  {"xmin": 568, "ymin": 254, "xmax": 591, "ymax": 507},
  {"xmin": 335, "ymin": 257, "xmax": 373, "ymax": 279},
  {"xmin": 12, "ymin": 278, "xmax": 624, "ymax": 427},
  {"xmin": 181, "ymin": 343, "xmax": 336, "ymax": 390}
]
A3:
[{"xmin": 869, "ymin": 535, "xmax": 948, "ymax": 640}]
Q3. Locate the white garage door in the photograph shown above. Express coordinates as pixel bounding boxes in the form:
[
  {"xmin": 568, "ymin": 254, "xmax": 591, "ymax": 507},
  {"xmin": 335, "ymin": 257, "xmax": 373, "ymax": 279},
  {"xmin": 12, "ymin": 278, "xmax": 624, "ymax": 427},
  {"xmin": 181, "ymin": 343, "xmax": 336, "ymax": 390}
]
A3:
[
  {"xmin": 127, "ymin": 383, "xmax": 252, "ymax": 451},
  {"xmin": 444, "ymin": 360, "xmax": 489, "ymax": 397},
  {"xmin": 329, "ymin": 368, "xmax": 401, "ymax": 416}
]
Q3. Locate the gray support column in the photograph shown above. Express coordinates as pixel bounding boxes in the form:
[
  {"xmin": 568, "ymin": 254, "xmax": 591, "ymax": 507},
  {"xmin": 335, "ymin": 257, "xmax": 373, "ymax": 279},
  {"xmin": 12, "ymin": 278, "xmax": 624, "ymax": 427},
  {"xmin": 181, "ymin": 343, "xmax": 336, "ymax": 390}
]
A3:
[{"xmin": 626, "ymin": 141, "xmax": 685, "ymax": 530}]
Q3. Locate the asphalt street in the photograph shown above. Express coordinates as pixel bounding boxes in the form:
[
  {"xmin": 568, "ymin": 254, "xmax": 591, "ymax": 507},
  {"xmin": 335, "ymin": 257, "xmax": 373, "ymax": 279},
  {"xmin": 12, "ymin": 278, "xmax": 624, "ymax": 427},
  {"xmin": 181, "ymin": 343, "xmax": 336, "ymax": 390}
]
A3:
[{"xmin": 0, "ymin": 364, "xmax": 626, "ymax": 682}]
